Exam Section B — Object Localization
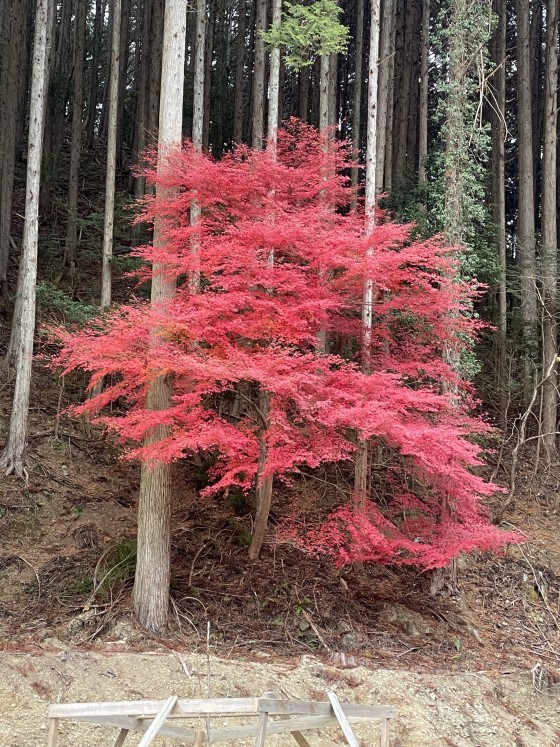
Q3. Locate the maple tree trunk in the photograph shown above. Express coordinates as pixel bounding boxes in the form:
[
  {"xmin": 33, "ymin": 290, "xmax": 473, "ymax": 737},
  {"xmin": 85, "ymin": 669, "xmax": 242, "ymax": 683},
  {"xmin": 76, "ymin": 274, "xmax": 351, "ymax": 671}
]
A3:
[
  {"xmin": 133, "ymin": 0, "xmax": 187, "ymax": 632},
  {"xmin": 64, "ymin": 0, "xmax": 87, "ymax": 286},
  {"xmin": 516, "ymin": 0, "xmax": 538, "ymax": 394},
  {"xmin": 354, "ymin": 0, "xmax": 380, "ymax": 497},
  {"xmin": 0, "ymin": 0, "xmax": 52, "ymax": 477},
  {"xmin": 248, "ymin": 390, "xmax": 274, "ymax": 560},
  {"xmin": 248, "ymin": 0, "xmax": 282, "ymax": 561},
  {"xmin": 100, "ymin": 0, "xmax": 122, "ymax": 310},
  {"xmin": 540, "ymin": 0, "xmax": 558, "ymax": 460}
]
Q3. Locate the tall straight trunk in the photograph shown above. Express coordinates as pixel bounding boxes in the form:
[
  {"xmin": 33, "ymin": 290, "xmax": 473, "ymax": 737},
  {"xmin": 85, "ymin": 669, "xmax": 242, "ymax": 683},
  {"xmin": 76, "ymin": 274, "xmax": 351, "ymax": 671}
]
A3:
[
  {"xmin": 64, "ymin": 0, "xmax": 88, "ymax": 285},
  {"xmin": 116, "ymin": 0, "xmax": 131, "ymax": 164},
  {"xmin": 40, "ymin": 0, "xmax": 71, "ymax": 212},
  {"xmin": 0, "ymin": 0, "xmax": 52, "ymax": 477},
  {"xmin": 418, "ymin": 0, "xmax": 429, "ymax": 185},
  {"xmin": 132, "ymin": 0, "xmax": 188, "ymax": 632},
  {"xmin": 233, "ymin": 0, "xmax": 247, "ymax": 143},
  {"xmin": 383, "ymin": 0, "xmax": 396, "ymax": 190},
  {"xmin": 133, "ymin": 0, "xmax": 152, "ymax": 200},
  {"xmin": 491, "ymin": 0, "xmax": 507, "ymax": 425},
  {"xmin": 189, "ymin": 0, "xmax": 206, "ymax": 289},
  {"xmin": 100, "ymin": 0, "xmax": 122, "ymax": 309},
  {"xmin": 251, "ymin": 0, "xmax": 267, "ymax": 148},
  {"xmin": 354, "ymin": 0, "xmax": 381, "ymax": 496},
  {"xmin": 298, "ymin": 66, "xmax": 310, "ymax": 121},
  {"xmin": 266, "ymin": 0, "xmax": 282, "ymax": 147},
  {"xmin": 351, "ymin": 0, "xmax": 364, "ymax": 197},
  {"xmin": 516, "ymin": 0, "xmax": 538, "ymax": 387},
  {"xmin": 376, "ymin": 0, "xmax": 396, "ymax": 191},
  {"xmin": 531, "ymin": 0, "xmax": 544, "ymax": 220},
  {"xmin": 193, "ymin": 0, "xmax": 207, "ymax": 151},
  {"xmin": 202, "ymin": 0, "xmax": 216, "ymax": 151},
  {"xmin": 147, "ymin": 0, "xmax": 165, "ymax": 138},
  {"xmin": 87, "ymin": 0, "xmax": 104, "ymax": 148},
  {"xmin": 0, "ymin": 0, "xmax": 27, "ymax": 298},
  {"xmin": 211, "ymin": 0, "xmax": 228, "ymax": 157},
  {"xmin": 319, "ymin": 53, "xmax": 330, "ymax": 132},
  {"xmin": 248, "ymin": 0, "xmax": 281, "ymax": 562},
  {"xmin": 328, "ymin": 51, "xmax": 337, "ymax": 130},
  {"xmin": 540, "ymin": 0, "xmax": 558, "ymax": 459}
]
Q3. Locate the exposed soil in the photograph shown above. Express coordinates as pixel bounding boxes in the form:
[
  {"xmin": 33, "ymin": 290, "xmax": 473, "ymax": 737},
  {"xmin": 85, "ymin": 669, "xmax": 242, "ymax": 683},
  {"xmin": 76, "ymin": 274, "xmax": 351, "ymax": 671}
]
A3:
[
  {"xmin": 0, "ymin": 364, "xmax": 560, "ymax": 744},
  {"xmin": 1, "ymin": 648, "xmax": 559, "ymax": 746}
]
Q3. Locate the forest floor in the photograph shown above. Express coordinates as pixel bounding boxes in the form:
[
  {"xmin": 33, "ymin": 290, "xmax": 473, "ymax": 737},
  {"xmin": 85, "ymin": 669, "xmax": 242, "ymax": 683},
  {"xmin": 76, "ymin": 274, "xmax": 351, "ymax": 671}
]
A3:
[{"xmin": 0, "ymin": 362, "xmax": 559, "ymax": 744}]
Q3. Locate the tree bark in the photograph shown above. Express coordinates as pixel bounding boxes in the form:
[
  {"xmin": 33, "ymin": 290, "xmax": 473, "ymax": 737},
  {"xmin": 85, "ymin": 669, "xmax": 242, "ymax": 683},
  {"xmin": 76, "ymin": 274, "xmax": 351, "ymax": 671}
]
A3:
[
  {"xmin": 516, "ymin": 0, "xmax": 539, "ymax": 392},
  {"xmin": 0, "ymin": 0, "xmax": 27, "ymax": 299},
  {"xmin": 247, "ymin": 0, "xmax": 282, "ymax": 561},
  {"xmin": 350, "ymin": 0, "xmax": 364, "ymax": 200},
  {"xmin": 87, "ymin": 0, "xmax": 104, "ymax": 148},
  {"xmin": 540, "ymin": 0, "xmax": 558, "ymax": 459},
  {"xmin": 100, "ymin": 0, "xmax": 122, "ymax": 310},
  {"xmin": 132, "ymin": 0, "xmax": 188, "ymax": 632},
  {"xmin": 490, "ymin": 0, "xmax": 507, "ymax": 425},
  {"xmin": 266, "ymin": 0, "xmax": 282, "ymax": 148},
  {"xmin": 251, "ymin": 0, "xmax": 267, "ymax": 148},
  {"xmin": 354, "ymin": 0, "xmax": 380, "ymax": 496},
  {"xmin": 376, "ymin": 0, "xmax": 396, "ymax": 191},
  {"xmin": 64, "ymin": 0, "xmax": 88, "ymax": 286},
  {"xmin": 0, "ymin": 0, "xmax": 52, "ymax": 477},
  {"xmin": 418, "ymin": 0, "xmax": 429, "ymax": 186},
  {"xmin": 233, "ymin": 0, "xmax": 247, "ymax": 142}
]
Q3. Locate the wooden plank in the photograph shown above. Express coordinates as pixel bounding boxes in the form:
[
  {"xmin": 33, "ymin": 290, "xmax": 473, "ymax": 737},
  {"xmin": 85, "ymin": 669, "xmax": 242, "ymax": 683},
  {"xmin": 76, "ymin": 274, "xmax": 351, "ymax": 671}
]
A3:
[
  {"xmin": 133, "ymin": 696, "xmax": 178, "ymax": 747},
  {"xmin": 257, "ymin": 699, "xmax": 395, "ymax": 720},
  {"xmin": 254, "ymin": 711, "xmax": 268, "ymax": 747},
  {"xmin": 380, "ymin": 718, "xmax": 390, "ymax": 747},
  {"xmin": 46, "ymin": 718, "xmax": 59, "ymax": 747},
  {"xmin": 263, "ymin": 690, "xmax": 312, "ymax": 747},
  {"xmin": 113, "ymin": 729, "xmax": 129, "ymax": 747},
  {"xmin": 79, "ymin": 714, "xmax": 197, "ymax": 741},
  {"xmin": 209, "ymin": 713, "xmax": 372, "ymax": 741},
  {"xmin": 327, "ymin": 692, "xmax": 360, "ymax": 747},
  {"xmin": 194, "ymin": 730, "xmax": 205, "ymax": 746},
  {"xmin": 49, "ymin": 697, "xmax": 260, "ymax": 719}
]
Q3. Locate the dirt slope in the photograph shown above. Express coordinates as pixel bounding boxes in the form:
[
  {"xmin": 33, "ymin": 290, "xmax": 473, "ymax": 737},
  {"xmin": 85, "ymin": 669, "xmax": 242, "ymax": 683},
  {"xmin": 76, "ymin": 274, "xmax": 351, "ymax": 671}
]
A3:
[{"xmin": 1, "ymin": 648, "xmax": 558, "ymax": 746}]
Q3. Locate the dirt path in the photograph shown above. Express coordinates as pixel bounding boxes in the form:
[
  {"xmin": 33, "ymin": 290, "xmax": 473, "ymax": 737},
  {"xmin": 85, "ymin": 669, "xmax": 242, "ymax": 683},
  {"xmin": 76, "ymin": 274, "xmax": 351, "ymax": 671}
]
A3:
[{"xmin": 1, "ymin": 646, "xmax": 558, "ymax": 746}]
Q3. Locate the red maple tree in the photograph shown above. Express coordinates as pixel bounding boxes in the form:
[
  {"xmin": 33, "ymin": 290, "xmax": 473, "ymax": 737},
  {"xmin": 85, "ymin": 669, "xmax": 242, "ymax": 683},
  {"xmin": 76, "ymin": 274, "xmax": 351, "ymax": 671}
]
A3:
[{"xmin": 51, "ymin": 121, "xmax": 518, "ymax": 568}]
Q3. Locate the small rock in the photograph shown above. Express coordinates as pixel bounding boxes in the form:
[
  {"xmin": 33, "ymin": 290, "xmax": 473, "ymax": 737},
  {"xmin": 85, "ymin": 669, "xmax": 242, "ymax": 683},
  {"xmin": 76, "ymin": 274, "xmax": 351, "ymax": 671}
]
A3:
[{"xmin": 378, "ymin": 603, "xmax": 431, "ymax": 637}]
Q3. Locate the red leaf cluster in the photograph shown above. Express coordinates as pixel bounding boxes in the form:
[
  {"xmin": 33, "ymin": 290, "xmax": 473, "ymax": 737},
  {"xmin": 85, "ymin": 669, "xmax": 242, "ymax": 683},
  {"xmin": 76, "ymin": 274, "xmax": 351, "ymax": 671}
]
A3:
[{"xmin": 50, "ymin": 120, "xmax": 518, "ymax": 568}]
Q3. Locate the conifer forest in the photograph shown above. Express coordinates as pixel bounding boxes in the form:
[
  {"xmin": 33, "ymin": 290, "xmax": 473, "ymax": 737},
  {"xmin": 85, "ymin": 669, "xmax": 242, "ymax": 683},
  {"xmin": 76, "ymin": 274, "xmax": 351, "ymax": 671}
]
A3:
[{"xmin": 2, "ymin": 1, "xmax": 560, "ymax": 742}]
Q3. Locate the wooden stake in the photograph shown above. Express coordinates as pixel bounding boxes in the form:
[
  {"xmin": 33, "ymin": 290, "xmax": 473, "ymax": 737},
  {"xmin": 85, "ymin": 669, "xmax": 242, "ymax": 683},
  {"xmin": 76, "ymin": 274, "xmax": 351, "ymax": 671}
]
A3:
[{"xmin": 327, "ymin": 692, "xmax": 360, "ymax": 747}]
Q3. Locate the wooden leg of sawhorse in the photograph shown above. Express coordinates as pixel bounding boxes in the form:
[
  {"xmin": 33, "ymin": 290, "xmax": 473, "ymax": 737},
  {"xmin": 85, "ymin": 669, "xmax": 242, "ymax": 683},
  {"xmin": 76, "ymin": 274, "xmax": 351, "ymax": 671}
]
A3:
[
  {"xmin": 47, "ymin": 718, "xmax": 59, "ymax": 747},
  {"xmin": 113, "ymin": 728, "xmax": 130, "ymax": 747},
  {"xmin": 380, "ymin": 718, "xmax": 390, "ymax": 747}
]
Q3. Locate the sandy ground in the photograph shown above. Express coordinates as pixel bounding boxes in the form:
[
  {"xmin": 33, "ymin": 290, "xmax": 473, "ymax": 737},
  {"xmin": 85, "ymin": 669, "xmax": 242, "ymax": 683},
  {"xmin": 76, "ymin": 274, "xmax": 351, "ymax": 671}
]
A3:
[{"xmin": 1, "ymin": 646, "xmax": 559, "ymax": 746}]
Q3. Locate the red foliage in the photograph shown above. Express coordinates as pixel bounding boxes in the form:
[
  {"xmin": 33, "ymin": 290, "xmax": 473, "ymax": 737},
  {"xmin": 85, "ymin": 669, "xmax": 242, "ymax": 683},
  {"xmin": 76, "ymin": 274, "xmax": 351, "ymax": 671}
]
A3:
[{"xmin": 50, "ymin": 120, "xmax": 518, "ymax": 568}]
